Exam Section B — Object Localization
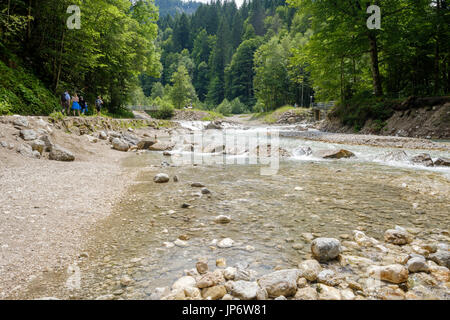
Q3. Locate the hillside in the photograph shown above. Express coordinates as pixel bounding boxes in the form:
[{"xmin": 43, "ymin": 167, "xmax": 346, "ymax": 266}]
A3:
[{"xmin": 155, "ymin": 0, "xmax": 202, "ymax": 16}]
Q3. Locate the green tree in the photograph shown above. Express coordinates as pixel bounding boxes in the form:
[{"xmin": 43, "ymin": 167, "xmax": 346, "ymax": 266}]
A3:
[{"xmin": 169, "ymin": 65, "xmax": 197, "ymax": 108}]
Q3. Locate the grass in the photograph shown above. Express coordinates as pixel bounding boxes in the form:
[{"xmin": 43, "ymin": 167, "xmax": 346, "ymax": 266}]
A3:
[
  {"xmin": 200, "ymin": 110, "xmax": 225, "ymax": 121},
  {"xmin": 251, "ymin": 105, "xmax": 310, "ymax": 123}
]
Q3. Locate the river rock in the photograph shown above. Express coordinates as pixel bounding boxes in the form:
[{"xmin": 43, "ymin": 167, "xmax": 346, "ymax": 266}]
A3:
[
  {"xmin": 202, "ymin": 285, "xmax": 227, "ymax": 300},
  {"xmin": 149, "ymin": 141, "xmax": 175, "ymax": 151},
  {"xmin": 257, "ymin": 269, "xmax": 301, "ymax": 298},
  {"xmin": 174, "ymin": 239, "xmax": 188, "ymax": 247},
  {"xmin": 154, "ymin": 173, "xmax": 170, "ymax": 183},
  {"xmin": 256, "ymin": 288, "xmax": 268, "ymax": 300},
  {"xmin": 428, "ymin": 250, "xmax": 450, "ymax": 268},
  {"xmin": 217, "ymin": 238, "xmax": 234, "ymax": 248},
  {"xmin": 384, "ymin": 227, "xmax": 412, "ymax": 245},
  {"xmin": 368, "ymin": 264, "xmax": 409, "ymax": 284},
  {"xmin": 298, "ymin": 259, "xmax": 322, "ymax": 281},
  {"xmin": 293, "ymin": 146, "xmax": 313, "ymax": 156},
  {"xmin": 311, "ymin": 238, "xmax": 341, "ymax": 262},
  {"xmin": 434, "ymin": 157, "xmax": 450, "ymax": 167},
  {"xmin": 191, "ymin": 182, "xmax": 205, "ymax": 188},
  {"xmin": 201, "ymin": 187, "xmax": 211, "ymax": 195},
  {"xmin": 380, "ymin": 150, "xmax": 409, "ymax": 162},
  {"xmin": 227, "ymin": 280, "xmax": 259, "ymax": 300},
  {"xmin": 203, "ymin": 143, "xmax": 225, "ymax": 154},
  {"xmin": 120, "ymin": 275, "xmax": 134, "ymax": 287},
  {"xmin": 49, "ymin": 145, "xmax": 75, "ymax": 161},
  {"xmin": 410, "ymin": 153, "xmax": 434, "ymax": 167},
  {"xmin": 214, "ymin": 215, "xmax": 231, "ymax": 224},
  {"xmin": 196, "ymin": 261, "xmax": 209, "ymax": 274},
  {"xmin": 196, "ymin": 270, "xmax": 225, "ymax": 289},
  {"xmin": 314, "ymin": 149, "xmax": 355, "ymax": 159},
  {"xmin": 205, "ymin": 121, "xmax": 223, "ymax": 130},
  {"xmin": 137, "ymin": 139, "xmax": 157, "ymax": 150},
  {"xmin": 406, "ymin": 257, "xmax": 430, "ymax": 273},
  {"xmin": 99, "ymin": 131, "xmax": 108, "ymax": 140},
  {"xmin": 223, "ymin": 267, "xmax": 237, "ymax": 280},
  {"xmin": 318, "ymin": 284, "xmax": 341, "ymax": 300},
  {"xmin": 172, "ymin": 276, "xmax": 196, "ymax": 290},
  {"xmin": 112, "ymin": 138, "xmax": 129, "ymax": 152},
  {"xmin": 216, "ymin": 258, "xmax": 226, "ymax": 268},
  {"xmin": 294, "ymin": 287, "xmax": 318, "ymax": 300},
  {"xmin": 17, "ymin": 144, "xmax": 39, "ymax": 159},
  {"xmin": 317, "ymin": 270, "xmax": 338, "ymax": 286},
  {"xmin": 184, "ymin": 286, "xmax": 202, "ymax": 300},
  {"xmin": 29, "ymin": 139, "xmax": 45, "ymax": 155},
  {"xmin": 353, "ymin": 230, "xmax": 379, "ymax": 247},
  {"xmin": 13, "ymin": 116, "xmax": 29, "ymax": 127},
  {"xmin": 38, "ymin": 135, "xmax": 53, "ymax": 152},
  {"xmin": 20, "ymin": 129, "xmax": 37, "ymax": 141}
]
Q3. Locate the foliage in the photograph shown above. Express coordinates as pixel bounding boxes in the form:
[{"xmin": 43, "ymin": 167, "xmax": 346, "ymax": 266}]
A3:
[
  {"xmin": 169, "ymin": 65, "xmax": 197, "ymax": 109},
  {"xmin": 0, "ymin": 60, "xmax": 59, "ymax": 115},
  {"xmin": 153, "ymin": 97, "xmax": 175, "ymax": 119},
  {"xmin": 215, "ymin": 99, "xmax": 232, "ymax": 116}
]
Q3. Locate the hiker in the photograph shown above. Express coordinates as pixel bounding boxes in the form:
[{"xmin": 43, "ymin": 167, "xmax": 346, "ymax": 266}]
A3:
[
  {"xmin": 79, "ymin": 96, "xmax": 87, "ymax": 115},
  {"xmin": 71, "ymin": 93, "xmax": 81, "ymax": 116},
  {"xmin": 81, "ymin": 101, "xmax": 88, "ymax": 115},
  {"xmin": 95, "ymin": 96, "xmax": 103, "ymax": 116},
  {"xmin": 61, "ymin": 91, "xmax": 71, "ymax": 114}
]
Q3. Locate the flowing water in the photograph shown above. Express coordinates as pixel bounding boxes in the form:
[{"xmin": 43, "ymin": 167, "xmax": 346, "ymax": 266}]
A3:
[{"xmin": 16, "ymin": 123, "xmax": 450, "ymax": 299}]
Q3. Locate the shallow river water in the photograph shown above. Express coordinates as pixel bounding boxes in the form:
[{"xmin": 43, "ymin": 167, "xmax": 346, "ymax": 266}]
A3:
[{"xmin": 16, "ymin": 123, "xmax": 450, "ymax": 299}]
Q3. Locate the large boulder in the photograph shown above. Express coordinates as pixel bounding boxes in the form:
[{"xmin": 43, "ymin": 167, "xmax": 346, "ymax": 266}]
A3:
[
  {"xmin": 257, "ymin": 269, "xmax": 300, "ymax": 298},
  {"xmin": 49, "ymin": 145, "xmax": 75, "ymax": 162},
  {"xmin": 122, "ymin": 132, "xmax": 140, "ymax": 146},
  {"xmin": 38, "ymin": 135, "xmax": 53, "ymax": 152},
  {"xmin": 410, "ymin": 153, "xmax": 434, "ymax": 167},
  {"xmin": 17, "ymin": 144, "xmax": 40, "ymax": 159},
  {"xmin": 228, "ymin": 280, "xmax": 259, "ymax": 300},
  {"xmin": 314, "ymin": 149, "xmax": 355, "ymax": 159},
  {"xmin": 20, "ymin": 129, "xmax": 37, "ymax": 141},
  {"xmin": 434, "ymin": 157, "xmax": 450, "ymax": 167},
  {"xmin": 311, "ymin": 238, "xmax": 342, "ymax": 262},
  {"xmin": 137, "ymin": 139, "xmax": 157, "ymax": 150},
  {"xmin": 29, "ymin": 140, "xmax": 46, "ymax": 155},
  {"xmin": 111, "ymin": 138, "xmax": 129, "ymax": 152},
  {"xmin": 384, "ymin": 227, "xmax": 412, "ymax": 245},
  {"xmin": 368, "ymin": 264, "xmax": 409, "ymax": 284}
]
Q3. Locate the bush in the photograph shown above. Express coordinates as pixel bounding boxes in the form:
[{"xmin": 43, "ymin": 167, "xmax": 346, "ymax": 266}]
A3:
[
  {"xmin": 155, "ymin": 98, "xmax": 175, "ymax": 119},
  {"xmin": 215, "ymin": 99, "xmax": 232, "ymax": 116},
  {"xmin": 230, "ymin": 98, "xmax": 248, "ymax": 114},
  {"xmin": 0, "ymin": 98, "xmax": 12, "ymax": 115}
]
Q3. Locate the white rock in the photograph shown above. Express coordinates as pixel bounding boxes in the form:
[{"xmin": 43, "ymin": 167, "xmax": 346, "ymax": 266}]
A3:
[
  {"xmin": 172, "ymin": 276, "xmax": 196, "ymax": 290},
  {"xmin": 218, "ymin": 238, "xmax": 234, "ymax": 248}
]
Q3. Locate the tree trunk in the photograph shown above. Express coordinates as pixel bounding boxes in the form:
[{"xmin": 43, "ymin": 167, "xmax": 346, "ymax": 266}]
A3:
[
  {"xmin": 54, "ymin": 30, "xmax": 65, "ymax": 92},
  {"xmin": 27, "ymin": 0, "xmax": 32, "ymax": 40},
  {"xmin": 368, "ymin": 32, "xmax": 383, "ymax": 97}
]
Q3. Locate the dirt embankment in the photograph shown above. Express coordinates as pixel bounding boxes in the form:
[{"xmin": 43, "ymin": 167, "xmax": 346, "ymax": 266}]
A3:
[
  {"xmin": 321, "ymin": 97, "xmax": 450, "ymax": 139},
  {"xmin": 0, "ymin": 115, "xmax": 172, "ymax": 298}
]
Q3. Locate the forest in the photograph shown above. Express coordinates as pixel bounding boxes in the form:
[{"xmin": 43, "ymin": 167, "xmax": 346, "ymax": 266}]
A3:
[{"xmin": 0, "ymin": 0, "xmax": 449, "ymax": 123}]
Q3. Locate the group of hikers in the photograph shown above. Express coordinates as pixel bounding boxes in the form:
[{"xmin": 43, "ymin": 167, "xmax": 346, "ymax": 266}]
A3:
[{"xmin": 60, "ymin": 91, "xmax": 104, "ymax": 116}]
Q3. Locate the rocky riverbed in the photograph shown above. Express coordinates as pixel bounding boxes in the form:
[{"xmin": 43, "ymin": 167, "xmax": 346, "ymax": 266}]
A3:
[{"xmin": 1, "ymin": 115, "xmax": 449, "ymax": 300}]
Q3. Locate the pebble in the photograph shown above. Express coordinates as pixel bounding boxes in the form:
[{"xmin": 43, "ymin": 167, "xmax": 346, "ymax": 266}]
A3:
[{"xmin": 174, "ymin": 239, "xmax": 188, "ymax": 247}]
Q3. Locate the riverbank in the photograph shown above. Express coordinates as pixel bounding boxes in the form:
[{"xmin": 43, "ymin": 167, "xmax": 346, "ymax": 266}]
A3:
[{"xmin": 0, "ymin": 115, "xmax": 172, "ymax": 298}]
